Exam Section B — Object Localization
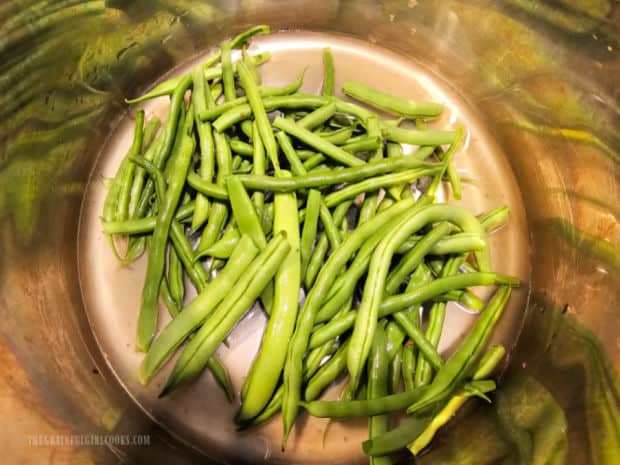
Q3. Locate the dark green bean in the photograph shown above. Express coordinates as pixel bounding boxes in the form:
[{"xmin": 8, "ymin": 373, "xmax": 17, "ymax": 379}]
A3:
[
  {"xmin": 168, "ymin": 245, "xmax": 184, "ymax": 308},
  {"xmin": 308, "ymin": 311, "xmax": 356, "ymax": 349},
  {"xmin": 136, "ymin": 129, "xmax": 195, "ymax": 352},
  {"xmin": 169, "ymin": 221, "xmax": 209, "ymax": 293},
  {"xmin": 408, "ymin": 345, "xmax": 505, "ymax": 454},
  {"xmin": 343, "ymin": 80, "xmax": 443, "ymax": 118},
  {"xmin": 390, "ymin": 346, "xmax": 404, "ymax": 394},
  {"xmin": 103, "ymin": 202, "xmax": 195, "ymax": 235},
  {"xmin": 197, "ymin": 131, "xmax": 231, "ymax": 252},
  {"xmin": 323, "ymin": 167, "xmax": 439, "ymax": 208},
  {"xmin": 236, "ymin": 155, "xmax": 433, "ymax": 192},
  {"xmin": 116, "ymin": 110, "xmax": 145, "ymax": 222},
  {"xmin": 191, "ymin": 66, "xmax": 215, "ymax": 232},
  {"xmin": 385, "ymin": 222, "xmax": 451, "ymax": 295},
  {"xmin": 367, "ymin": 325, "xmax": 392, "ymax": 465},
  {"xmin": 160, "ymin": 277, "xmax": 180, "ymax": 318},
  {"xmin": 282, "ymin": 198, "xmax": 415, "ymax": 447},
  {"xmin": 402, "ymin": 343, "xmax": 416, "ymax": 391},
  {"xmin": 406, "ymin": 286, "xmax": 512, "ymax": 414},
  {"xmin": 300, "ymin": 190, "xmax": 321, "ymax": 277},
  {"xmin": 304, "ymin": 340, "xmax": 349, "ymax": 401}
]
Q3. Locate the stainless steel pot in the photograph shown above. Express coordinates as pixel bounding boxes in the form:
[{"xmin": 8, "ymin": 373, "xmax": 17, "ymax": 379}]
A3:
[{"xmin": 1, "ymin": 1, "xmax": 618, "ymax": 464}]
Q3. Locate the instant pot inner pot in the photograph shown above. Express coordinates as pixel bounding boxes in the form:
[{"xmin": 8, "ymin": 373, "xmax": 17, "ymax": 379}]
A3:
[{"xmin": 78, "ymin": 31, "xmax": 530, "ymax": 465}]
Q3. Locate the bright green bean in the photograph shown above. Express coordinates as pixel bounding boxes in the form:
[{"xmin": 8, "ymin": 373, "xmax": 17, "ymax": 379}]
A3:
[
  {"xmin": 238, "ymin": 180, "xmax": 300, "ymax": 422},
  {"xmin": 237, "ymin": 61, "xmax": 280, "ymax": 171},
  {"xmin": 163, "ymin": 234, "xmax": 290, "ymax": 393},
  {"xmin": 382, "ymin": 125, "xmax": 457, "ymax": 146},
  {"xmin": 228, "ymin": 176, "xmax": 267, "ymax": 249},
  {"xmin": 322, "ymin": 48, "xmax": 335, "ymax": 96},
  {"xmin": 343, "ymin": 80, "xmax": 443, "ymax": 118},
  {"xmin": 297, "ymin": 101, "xmax": 337, "ymax": 130}
]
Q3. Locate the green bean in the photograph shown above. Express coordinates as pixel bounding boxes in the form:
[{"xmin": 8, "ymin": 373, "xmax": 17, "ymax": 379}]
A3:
[
  {"xmin": 304, "ymin": 201, "xmax": 352, "ymax": 287},
  {"xmin": 304, "ymin": 340, "xmax": 349, "ymax": 401},
  {"xmin": 324, "ymin": 167, "xmax": 439, "ymax": 208},
  {"xmin": 390, "ymin": 346, "xmax": 404, "ymax": 394},
  {"xmin": 116, "ymin": 110, "xmax": 145, "ymax": 222},
  {"xmin": 238, "ymin": 180, "xmax": 300, "ymax": 422},
  {"xmin": 139, "ymin": 236, "xmax": 258, "ymax": 384},
  {"xmin": 206, "ymin": 355, "xmax": 235, "ymax": 402},
  {"xmin": 308, "ymin": 311, "xmax": 356, "ymax": 349},
  {"xmin": 125, "ymin": 34, "xmax": 270, "ymax": 104},
  {"xmin": 367, "ymin": 325, "xmax": 393, "ymax": 465},
  {"xmin": 242, "ymin": 45, "xmax": 260, "ymax": 84},
  {"xmin": 385, "ymin": 222, "xmax": 451, "ymax": 295},
  {"xmin": 237, "ymin": 155, "xmax": 433, "ymax": 192},
  {"xmin": 162, "ymin": 234, "xmax": 290, "ymax": 393},
  {"xmin": 220, "ymin": 41, "xmax": 236, "ymax": 101},
  {"xmin": 169, "ymin": 221, "xmax": 209, "ymax": 293},
  {"xmin": 121, "ymin": 237, "xmax": 147, "ymax": 265},
  {"xmin": 136, "ymin": 130, "xmax": 195, "ymax": 352},
  {"xmin": 195, "ymin": 228, "xmax": 240, "ymax": 260},
  {"xmin": 103, "ymin": 202, "xmax": 195, "ymax": 235},
  {"xmin": 382, "ymin": 272, "xmax": 518, "ymax": 318},
  {"xmin": 296, "ymin": 150, "xmax": 319, "ymax": 160},
  {"xmin": 274, "ymin": 116, "xmax": 364, "ymax": 167},
  {"xmin": 322, "ymin": 48, "xmax": 335, "ymax": 96},
  {"xmin": 334, "ymin": 99, "xmax": 376, "ymax": 124},
  {"xmin": 479, "ymin": 205, "xmax": 510, "ymax": 232},
  {"xmin": 228, "ymin": 176, "xmax": 267, "ymax": 249},
  {"xmin": 186, "ymin": 172, "xmax": 230, "ymax": 199},
  {"xmin": 275, "ymin": 131, "xmax": 305, "ymax": 176},
  {"xmin": 408, "ymin": 345, "xmax": 505, "ymax": 455},
  {"xmin": 402, "ymin": 343, "xmax": 416, "ymax": 391},
  {"xmin": 302, "ymin": 384, "xmax": 431, "ymax": 418},
  {"xmin": 406, "ymin": 286, "xmax": 512, "ymax": 414},
  {"xmin": 301, "ymin": 154, "xmax": 326, "ymax": 171},
  {"xmin": 305, "ymin": 234, "xmax": 329, "ymax": 288},
  {"xmin": 426, "ymin": 127, "xmax": 465, "ymax": 198},
  {"xmin": 317, "ymin": 126, "xmax": 355, "ymax": 145},
  {"xmin": 319, "ymin": 204, "xmax": 342, "ymax": 251},
  {"xmin": 191, "ymin": 66, "xmax": 216, "ymax": 232},
  {"xmin": 260, "ymin": 68, "xmax": 307, "ymax": 97},
  {"xmin": 343, "ymin": 80, "xmax": 443, "ymax": 118},
  {"xmin": 246, "ymin": 123, "xmax": 265, "ymax": 216},
  {"xmin": 382, "ymin": 125, "xmax": 457, "ymax": 146},
  {"xmin": 237, "ymin": 62, "xmax": 280, "ymax": 171},
  {"xmin": 168, "ymin": 245, "xmax": 184, "ymax": 308},
  {"xmin": 197, "ymin": 131, "xmax": 231, "ymax": 252},
  {"xmin": 348, "ymin": 202, "xmax": 494, "ymax": 387},
  {"xmin": 230, "ymin": 24, "xmax": 270, "ymax": 48},
  {"xmin": 160, "ymin": 277, "xmax": 180, "ymax": 318},
  {"xmin": 282, "ymin": 198, "xmax": 415, "ymax": 447},
  {"xmin": 213, "ymin": 94, "xmax": 329, "ymax": 131},
  {"xmin": 415, "ymin": 257, "xmax": 462, "ymax": 388},
  {"xmin": 297, "ymin": 101, "xmax": 337, "ymax": 130},
  {"xmin": 305, "ymin": 340, "xmax": 340, "ymax": 380},
  {"xmin": 341, "ymin": 136, "xmax": 382, "ymax": 154},
  {"xmin": 229, "ymin": 139, "xmax": 254, "ymax": 157},
  {"xmin": 300, "ymin": 190, "xmax": 321, "ymax": 277}
]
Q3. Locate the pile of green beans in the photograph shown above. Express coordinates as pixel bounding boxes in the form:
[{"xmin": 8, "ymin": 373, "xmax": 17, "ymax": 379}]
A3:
[{"xmin": 102, "ymin": 25, "xmax": 520, "ymax": 461}]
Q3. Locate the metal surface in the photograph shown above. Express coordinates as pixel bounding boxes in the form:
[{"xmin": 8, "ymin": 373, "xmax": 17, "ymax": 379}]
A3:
[
  {"xmin": 78, "ymin": 31, "xmax": 530, "ymax": 465},
  {"xmin": 0, "ymin": 1, "xmax": 618, "ymax": 465}
]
